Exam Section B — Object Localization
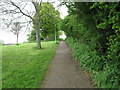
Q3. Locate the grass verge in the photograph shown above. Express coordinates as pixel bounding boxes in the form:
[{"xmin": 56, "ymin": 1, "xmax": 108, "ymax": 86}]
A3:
[{"xmin": 2, "ymin": 41, "xmax": 57, "ymax": 88}]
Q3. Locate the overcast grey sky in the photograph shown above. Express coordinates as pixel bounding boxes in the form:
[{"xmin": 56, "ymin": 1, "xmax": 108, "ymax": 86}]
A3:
[{"xmin": 0, "ymin": 1, "xmax": 68, "ymax": 44}]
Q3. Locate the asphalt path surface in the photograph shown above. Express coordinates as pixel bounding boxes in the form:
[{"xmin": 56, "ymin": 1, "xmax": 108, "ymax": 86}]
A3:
[{"xmin": 42, "ymin": 41, "xmax": 93, "ymax": 88}]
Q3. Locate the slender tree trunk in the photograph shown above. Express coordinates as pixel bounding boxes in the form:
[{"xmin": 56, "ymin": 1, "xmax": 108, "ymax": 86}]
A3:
[
  {"xmin": 16, "ymin": 33, "xmax": 19, "ymax": 45},
  {"xmin": 36, "ymin": 29, "xmax": 41, "ymax": 48},
  {"xmin": 34, "ymin": 16, "xmax": 41, "ymax": 49},
  {"xmin": 55, "ymin": 26, "xmax": 57, "ymax": 43},
  {"xmin": 55, "ymin": 22, "xmax": 57, "ymax": 43},
  {"xmin": 34, "ymin": 18, "xmax": 41, "ymax": 49},
  {"xmin": 32, "ymin": 2, "xmax": 42, "ymax": 49}
]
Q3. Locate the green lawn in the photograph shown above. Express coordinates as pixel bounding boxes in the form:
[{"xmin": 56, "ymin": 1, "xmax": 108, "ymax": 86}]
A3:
[{"xmin": 2, "ymin": 41, "xmax": 57, "ymax": 88}]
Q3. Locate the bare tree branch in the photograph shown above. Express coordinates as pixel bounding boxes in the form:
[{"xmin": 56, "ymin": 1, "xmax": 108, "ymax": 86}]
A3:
[{"xmin": 10, "ymin": 1, "xmax": 34, "ymax": 21}]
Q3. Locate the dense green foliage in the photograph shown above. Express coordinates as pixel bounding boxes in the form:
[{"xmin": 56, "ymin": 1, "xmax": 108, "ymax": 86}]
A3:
[
  {"xmin": 27, "ymin": 30, "xmax": 37, "ymax": 43},
  {"xmin": 40, "ymin": 2, "xmax": 60, "ymax": 41},
  {"xmin": 28, "ymin": 2, "xmax": 61, "ymax": 42},
  {"xmin": 2, "ymin": 42, "xmax": 57, "ymax": 88},
  {"xmin": 61, "ymin": 2, "xmax": 120, "ymax": 88}
]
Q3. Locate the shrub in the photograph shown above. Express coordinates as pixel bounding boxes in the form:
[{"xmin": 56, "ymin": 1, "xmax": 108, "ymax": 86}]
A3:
[{"xmin": 66, "ymin": 37, "xmax": 119, "ymax": 88}]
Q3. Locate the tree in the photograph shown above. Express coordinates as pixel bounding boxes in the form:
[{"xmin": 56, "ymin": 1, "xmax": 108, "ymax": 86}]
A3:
[
  {"xmin": 32, "ymin": 2, "xmax": 42, "ymax": 48},
  {"xmin": 11, "ymin": 1, "xmax": 42, "ymax": 48},
  {"xmin": 40, "ymin": 2, "xmax": 61, "ymax": 41},
  {"xmin": 28, "ymin": 2, "xmax": 61, "ymax": 42},
  {"xmin": 0, "ymin": 1, "xmax": 42, "ymax": 48},
  {"xmin": 11, "ymin": 22, "xmax": 22, "ymax": 44}
]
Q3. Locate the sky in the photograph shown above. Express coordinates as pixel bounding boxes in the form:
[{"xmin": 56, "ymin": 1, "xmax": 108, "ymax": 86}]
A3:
[{"xmin": 0, "ymin": 1, "xmax": 68, "ymax": 44}]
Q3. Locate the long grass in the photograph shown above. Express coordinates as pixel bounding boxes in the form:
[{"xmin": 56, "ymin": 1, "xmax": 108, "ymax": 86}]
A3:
[{"xmin": 2, "ymin": 41, "xmax": 57, "ymax": 88}]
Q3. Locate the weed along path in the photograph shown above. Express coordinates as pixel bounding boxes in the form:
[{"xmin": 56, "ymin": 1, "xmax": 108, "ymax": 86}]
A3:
[{"xmin": 42, "ymin": 41, "xmax": 93, "ymax": 88}]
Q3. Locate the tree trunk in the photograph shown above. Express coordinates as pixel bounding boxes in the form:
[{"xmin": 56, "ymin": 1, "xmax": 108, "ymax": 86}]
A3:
[
  {"xmin": 16, "ymin": 33, "xmax": 19, "ymax": 45},
  {"xmin": 32, "ymin": 2, "xmax": 42, "ymax": 49},
  {"xmin": 55, "ymin": 27, "xmax": 57, "ymax": 43},
  {"xmin": 36, "ymin": 29, "xmax": 41, "ymax": 48},
  {"xmin": 55, "ymin": 23, "xmax": 57, "ymax": 43}
]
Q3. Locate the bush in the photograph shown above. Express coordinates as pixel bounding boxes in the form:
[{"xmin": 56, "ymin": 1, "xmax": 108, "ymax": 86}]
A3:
[
  {"xmin": 62, "ymin": 2, "xmax": 120, "ymax": 88},
  {"xmin": 66, "ymin": 37, "xmax": 119, "ymax": 88}
]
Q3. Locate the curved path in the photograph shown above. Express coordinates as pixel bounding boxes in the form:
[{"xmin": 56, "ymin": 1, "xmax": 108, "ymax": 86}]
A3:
[{"xmin": 42, "ymin": 41, "xmax": 93, "ymax": 88}]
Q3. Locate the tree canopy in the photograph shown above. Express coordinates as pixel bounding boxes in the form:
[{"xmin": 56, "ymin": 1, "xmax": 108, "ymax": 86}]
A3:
[{"xmin": 28, "ymin": 2, "xmax": 61, "ymax": 42}]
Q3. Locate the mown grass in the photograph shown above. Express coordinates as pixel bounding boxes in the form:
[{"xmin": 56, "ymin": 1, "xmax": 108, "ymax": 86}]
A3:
[{"xmin": 2, "ymin": 41, "xmax": 57, "ymax": 88}]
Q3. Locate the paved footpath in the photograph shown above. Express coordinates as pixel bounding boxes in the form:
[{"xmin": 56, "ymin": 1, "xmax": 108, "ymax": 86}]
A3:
[{"xmin": 42, "ymin": 41, "xmax": 93, "ymax": 88}]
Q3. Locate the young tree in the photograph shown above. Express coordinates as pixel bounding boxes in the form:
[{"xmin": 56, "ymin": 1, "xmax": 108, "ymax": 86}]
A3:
[{"xmin": 11, "ymin": 22, "xmax": 22, "ymax": 45}]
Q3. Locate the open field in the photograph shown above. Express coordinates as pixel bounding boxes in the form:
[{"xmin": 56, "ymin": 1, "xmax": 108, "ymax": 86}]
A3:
[{"xmin": 2, "ymin": 41, "xmax": 57, "ymax": 88}]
